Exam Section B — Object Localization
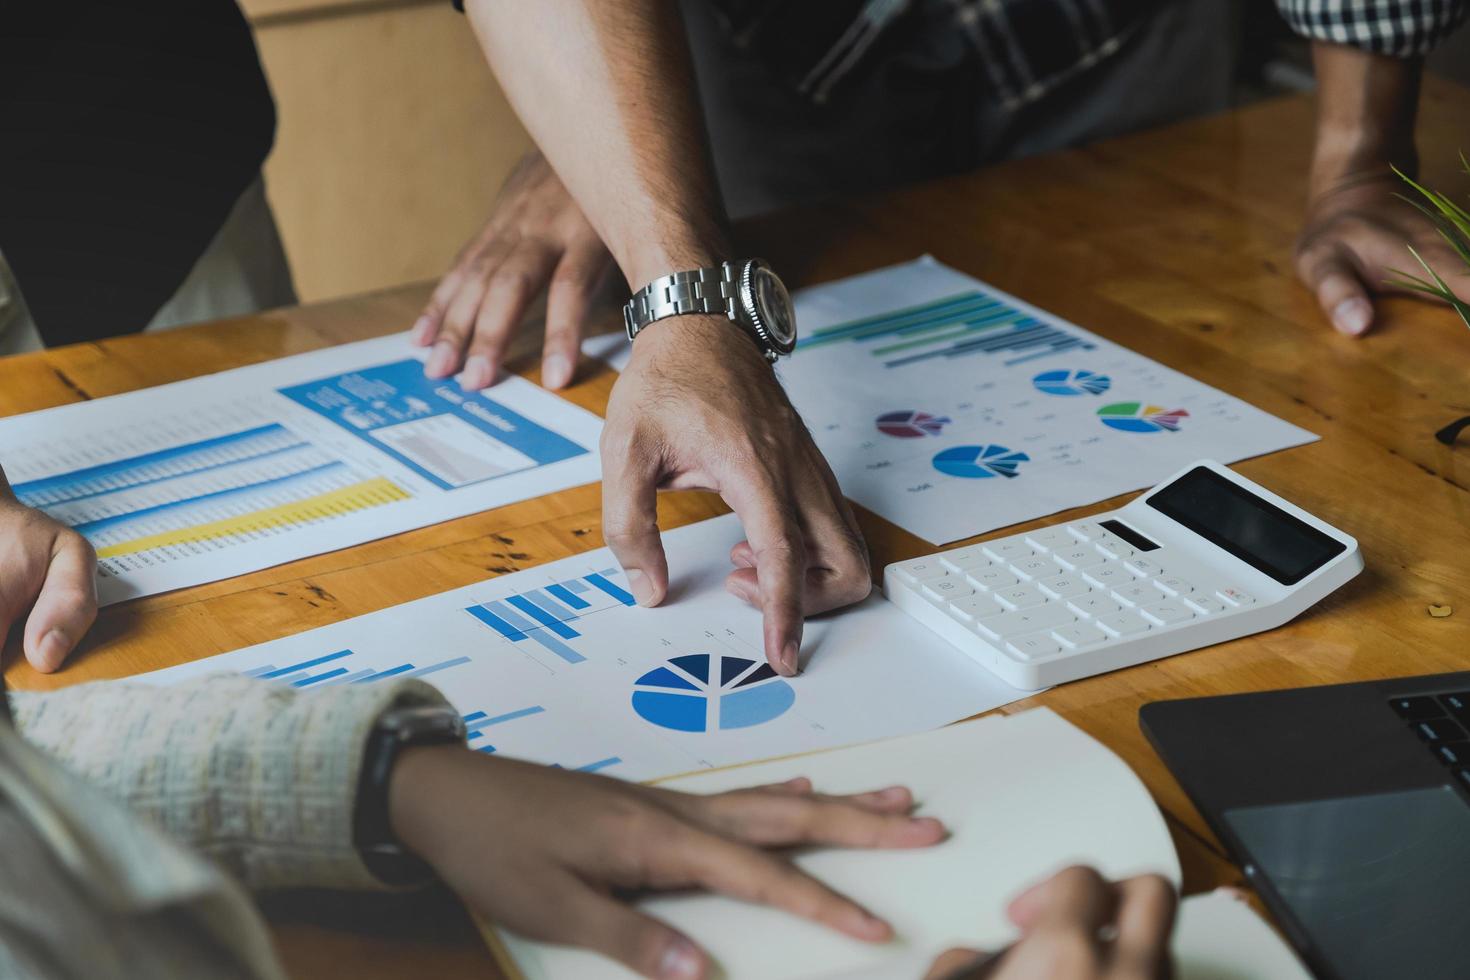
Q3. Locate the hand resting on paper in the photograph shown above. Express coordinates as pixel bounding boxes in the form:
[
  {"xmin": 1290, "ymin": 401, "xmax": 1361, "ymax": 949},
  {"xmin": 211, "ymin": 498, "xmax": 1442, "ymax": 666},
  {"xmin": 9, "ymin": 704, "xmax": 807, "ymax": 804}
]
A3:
[
  {"xmin": 926, "ymin": 866, "xmax": 1178, "ymax": 980},
  {"xmin": 389, "ymin": 746, "xmax": 946, "ymax": 980},
  {"xmin": 0, "ymin": 474, "xmax": 97, "ymax": 673}
]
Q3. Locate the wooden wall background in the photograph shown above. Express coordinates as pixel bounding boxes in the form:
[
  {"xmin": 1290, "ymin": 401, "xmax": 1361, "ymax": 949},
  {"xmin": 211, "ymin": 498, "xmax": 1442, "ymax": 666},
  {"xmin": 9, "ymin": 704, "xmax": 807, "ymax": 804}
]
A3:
[{"xmin": 240, "ymin": 0, "xmax": 533, "ymax": 304}]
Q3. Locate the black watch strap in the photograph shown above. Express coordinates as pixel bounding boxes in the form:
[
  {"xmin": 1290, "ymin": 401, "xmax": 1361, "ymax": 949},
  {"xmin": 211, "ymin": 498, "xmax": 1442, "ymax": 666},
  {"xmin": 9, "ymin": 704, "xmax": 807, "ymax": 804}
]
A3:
[{"xmin": 353, "ymin": 704, "xmax": 466, "ymax": 885}]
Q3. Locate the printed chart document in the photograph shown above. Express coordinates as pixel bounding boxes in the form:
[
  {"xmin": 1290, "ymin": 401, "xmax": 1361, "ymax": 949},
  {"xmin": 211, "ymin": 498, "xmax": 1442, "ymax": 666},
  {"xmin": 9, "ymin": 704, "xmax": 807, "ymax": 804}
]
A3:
[
  {"xmin": 0, "ymin": 335, "xmax": 603, "ymax": 604},
  {"xmin": 493, "ymin": 709, "xmax": 1311, "ymax": 980},
  {"xmin": 138, "ymin": 515, "xmax": 1031, "ymax": 782},
  {"xmin": 773, "ymin": 258, "xmax": 1315, "ymax": 544}
]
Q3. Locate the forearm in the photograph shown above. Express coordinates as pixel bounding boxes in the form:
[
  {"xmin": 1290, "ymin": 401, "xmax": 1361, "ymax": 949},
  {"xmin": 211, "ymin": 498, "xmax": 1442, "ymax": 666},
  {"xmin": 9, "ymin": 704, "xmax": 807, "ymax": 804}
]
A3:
[
  {"xmin": 11, "ymin": 675, "xmax": 453, "ymax": 892},
  {"xmin": 463, "ymin": 0, "xmax": 728, "ymax": 288},
  {"xmin": 1308, "ymin": 42, "xmax": 1421, "ymax": 192}
]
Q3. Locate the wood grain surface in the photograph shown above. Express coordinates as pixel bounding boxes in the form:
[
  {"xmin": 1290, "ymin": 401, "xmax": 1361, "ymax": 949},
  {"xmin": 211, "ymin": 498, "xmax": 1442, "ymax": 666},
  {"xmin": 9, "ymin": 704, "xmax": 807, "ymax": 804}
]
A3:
[{"xmin": 3, "ymin": 80, "xmax": 1467, "ymax": 977}]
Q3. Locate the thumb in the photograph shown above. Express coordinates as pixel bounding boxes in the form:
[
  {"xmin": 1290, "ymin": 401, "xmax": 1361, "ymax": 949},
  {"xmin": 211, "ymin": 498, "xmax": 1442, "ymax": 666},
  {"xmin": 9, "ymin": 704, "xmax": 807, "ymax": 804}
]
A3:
[
  {"xmin": 559, "ymin": 885, "xmax": 708, "ymax": 980},
  {"xmin": 1299, "ymin": 245, "xmax": 1374, "ymax": 336},
  {"xmin": 600, "ymin": 430, "xmax": 669, "ymax": 607},
  {"xmin": 22, "ymin": 530, "xmax": 98, "ymax": 673}
]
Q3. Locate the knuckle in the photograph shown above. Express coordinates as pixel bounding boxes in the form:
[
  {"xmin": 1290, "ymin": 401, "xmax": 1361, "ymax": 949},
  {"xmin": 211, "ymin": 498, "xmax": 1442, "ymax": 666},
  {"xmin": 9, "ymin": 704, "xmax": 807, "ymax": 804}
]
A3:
[{"xmin": 1130, "ymin": 873, "xmax": 1175, "ymax": 910}]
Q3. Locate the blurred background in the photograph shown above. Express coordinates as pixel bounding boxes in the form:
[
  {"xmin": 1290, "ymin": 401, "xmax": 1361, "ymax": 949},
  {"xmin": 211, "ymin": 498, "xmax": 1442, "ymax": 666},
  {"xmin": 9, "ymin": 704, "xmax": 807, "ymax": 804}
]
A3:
[{"xmin": 243, "ymin": 0, "xmax": 1470, "ymax": 305}]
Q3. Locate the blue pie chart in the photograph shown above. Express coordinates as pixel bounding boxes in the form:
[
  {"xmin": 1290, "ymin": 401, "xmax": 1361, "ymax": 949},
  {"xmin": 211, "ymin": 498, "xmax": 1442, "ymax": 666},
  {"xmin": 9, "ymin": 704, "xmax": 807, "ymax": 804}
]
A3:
[
  {"xmin": 632, "ymin": 653, "xmax": 795, "ymax": 732},
  {"xmin": 932, "ymin": 444, "xmax": 1031, "ymax": 479},
  {"xmin": 1033, "ymin": 369, "xmax": 1111, "ymax": 397}
]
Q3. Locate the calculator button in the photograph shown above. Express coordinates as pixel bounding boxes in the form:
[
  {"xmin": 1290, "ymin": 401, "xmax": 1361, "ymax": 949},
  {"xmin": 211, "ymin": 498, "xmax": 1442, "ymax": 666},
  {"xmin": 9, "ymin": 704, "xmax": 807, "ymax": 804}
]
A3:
[
  {"xmin": 1082, "ymin": 563, "xmax": 1133, "ymax": 590},
  {"xmin": 1124, "ymin": 558, "xmax": 1165, "ymax": 578},
  {"xmin": 1183, "ymin": 595, "xmax": 1227, "ymax": 615},
  {"xmin": 895, "ymin": 559, "xmax": 950, "ymax": 584},
  {"xmin": 1007, "ymin": 634, "xmax": 1062, "ymax": 660},
  {"xmin": 1140, "ymin": 601, "xmax": 1195, "ymax": 626},
  {"xmin": 922, "ymin": 578, "xmax": 975, "ymax": 603},
  {"xmin": 982, "ymin": 540, "xmax": 1035, "ymax": 563},
  {"xmin": 939, "ymin": 546, "xmax": 993, "ymax": 573},
  {"xmin": 1067, "ymin": 594, "xmax": 1123, "ymax": 619},
  {"xmin": 1096, "ymin": 612, "xmax": 1151, "ymax": 637},
  {"xmin": 1024, "ymin": 528, "xmax": 1076, "ymax": 552},
  {"xmin": 1037, "ymin": 574, "xmax": 1090, "ymax": 599},
  {"xmin": 1217, "ymin": 587, "xmax": 1257, "ymax": 607},
  {"xmin": 948, "ymin": 595, "xmax": 1003, "ymax": 623},
  {"xmin": 1066, "ymin": 522, "xmax": 1106, "ymax": 541},
  {"xmin": 1152, "ymin": 576, "xmax": 1195, "ymax": 597},
  {"xmin": 967, "ymin": 567, "xmax": 1019, "ymax": 591},
  {"xmin": 973, "ymin": 605, "xmax": 1078, "ymax": 640},
  {"xmin": 1094, "ymin": 538, "xmax": 1135, "ymax": 560},
  {"xmin": 1010, "ymin": 558, "xmax": 1055, "ymax": 580},
  {"xmin": 1052, "ymin": 624, "xmax": 1108, "ymax": 649},
  {"xmin": 1053, "ymin": 547, "xmax": 1105, "ymax": 570},
  {"xmin": 994, "ymin": 585, "xmax": 1046, "ymax": 611},
  {"xmin": 1110, "ymin": 584, "xmax": 1156, "ymax": 607}
]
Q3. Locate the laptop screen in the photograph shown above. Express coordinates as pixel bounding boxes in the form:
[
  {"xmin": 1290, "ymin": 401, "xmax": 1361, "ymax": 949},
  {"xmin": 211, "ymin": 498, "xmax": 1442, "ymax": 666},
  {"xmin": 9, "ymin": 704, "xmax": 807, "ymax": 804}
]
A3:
[{"xmin": 1225, "ymin": 785, "xmax": 1470, "ymax": 980}]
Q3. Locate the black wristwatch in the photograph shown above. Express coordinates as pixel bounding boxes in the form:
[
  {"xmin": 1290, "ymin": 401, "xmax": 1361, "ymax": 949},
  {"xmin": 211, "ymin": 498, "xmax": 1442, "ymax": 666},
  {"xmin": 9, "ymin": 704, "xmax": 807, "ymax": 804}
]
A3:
[{"xmin": 353, "ymin": 703, "xmax": 466, "ymax": 885}]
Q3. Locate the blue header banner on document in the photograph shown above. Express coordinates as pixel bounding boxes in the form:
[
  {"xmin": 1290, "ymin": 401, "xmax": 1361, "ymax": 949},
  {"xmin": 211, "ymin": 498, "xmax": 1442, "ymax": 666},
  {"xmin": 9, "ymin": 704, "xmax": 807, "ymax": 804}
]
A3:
[{"xmin": 278, "ymin": 359, "xmax": 588, "ymax": 490}]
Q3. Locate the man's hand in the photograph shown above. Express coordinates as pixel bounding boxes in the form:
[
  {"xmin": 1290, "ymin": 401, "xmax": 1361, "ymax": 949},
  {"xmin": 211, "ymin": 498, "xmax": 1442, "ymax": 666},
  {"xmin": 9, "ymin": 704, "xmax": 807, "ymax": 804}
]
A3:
[
  {"xmin": 600, "ymin": 316, "xmax": 871, "ymax": 676},
  {"xmin": 1296, "ymin": 170, "xmax": 1470, "ymax": 337},
  {"xmin": 0, "ymin": 488, "xmax": 97, "ymax": 672},
  {"xmin": 924, "ymin": 867, "xmax": 1177, "ymax": 980},
  {"xmin": 389, "ymin": 745, "xmax": 946, "ymax": 980},
  {"xmin": 413, "ymin": 151, "xmax": 613, "ymax": 390},
  {"xmin": 1295, "ymin": 42, "xmax": 1470, "ymax": 336}
]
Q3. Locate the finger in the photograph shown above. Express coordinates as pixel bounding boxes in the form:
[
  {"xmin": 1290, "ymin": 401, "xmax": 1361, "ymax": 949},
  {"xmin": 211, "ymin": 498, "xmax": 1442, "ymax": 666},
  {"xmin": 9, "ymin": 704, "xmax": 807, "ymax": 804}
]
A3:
[
  {"xmin": 725, "ymin": 452, "xmax": 870, "ymax": 619},
  {"xmin": 729, "ymin": 540, "xmax": 755, "ymax": 569},
  {"xmin": 687, "ymin": 787, "xmax": 945, "ymax": 849},
  {"xmin": 412, "ymin": 267, "xmax": 467, "ymax": 348},
  {"xmin": 676, "ymin": 828, "xmax": 892, "ymax": 942},
  {"xmin": 1299, "ymin": 245, "xmax": 1374, "ymax": 336},
  {"xmin": 21, "ymin": 531, "xmax": 97, "ymax": 673},
  {"xmin": 534, "ymin": 873, "xmax": 708, "ymax": 980},
  {"xmin": 461, "ymin": 245, "xmax": 560, "ymax": 391},
  {"xmin": 1009, "ymin": 865, "xmax": 1116, "ymax": 935},
  {"xmin": 721, "ymin": 476, "xmax": 807, "ymax": 676},
  {"xmin": 425, "ymin": 270, "xmax": 492, "ymax": 380},
  {"xmin": 541, "ymin": 243, "xmax": 609, "ymax": 390},
  {"xmin": 600, "ymin": 425, "xmax": 669, "ymax": 607},
  {"xmin": 1110, "ymin": 875, "xmax": 1178, "ymax": 976}
]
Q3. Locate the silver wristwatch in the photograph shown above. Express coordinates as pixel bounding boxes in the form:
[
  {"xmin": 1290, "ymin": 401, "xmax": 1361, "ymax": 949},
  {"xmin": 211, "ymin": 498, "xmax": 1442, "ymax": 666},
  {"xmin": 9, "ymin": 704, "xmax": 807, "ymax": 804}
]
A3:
[{"xmin": 623, "ymin": 259, "xmax": 798, "ymax": 363}]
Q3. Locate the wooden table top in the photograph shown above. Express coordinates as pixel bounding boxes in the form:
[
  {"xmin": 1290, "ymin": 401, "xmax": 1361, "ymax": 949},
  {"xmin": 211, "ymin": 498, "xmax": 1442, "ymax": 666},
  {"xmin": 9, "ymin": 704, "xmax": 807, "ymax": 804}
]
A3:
[{"xmin": 4, "ymin": 79, "xmax": 1468, "ymax": 977}]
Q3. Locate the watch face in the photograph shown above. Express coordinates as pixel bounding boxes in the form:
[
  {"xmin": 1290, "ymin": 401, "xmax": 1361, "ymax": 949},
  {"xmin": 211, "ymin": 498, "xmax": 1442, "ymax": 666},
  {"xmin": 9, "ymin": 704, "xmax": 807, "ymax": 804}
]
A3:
[{"xmin": 751, "ymin": 265, "xmax": 797, "ymax": 348}]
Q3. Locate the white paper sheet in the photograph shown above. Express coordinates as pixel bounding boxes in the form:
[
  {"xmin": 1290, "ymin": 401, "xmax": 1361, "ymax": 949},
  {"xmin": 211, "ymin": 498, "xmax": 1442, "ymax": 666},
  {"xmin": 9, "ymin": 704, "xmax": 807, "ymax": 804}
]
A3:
[
  {"xmin": 137, "ymin": 514, "xmax": 1031, "ymax": 781},
  {"xmin": 0, "ymin": 334, "xmax": 604, "ymax": 604},
  {"xmin": 774, "ymin": 258, "xmax": 1317, "ymax": 544},
  {"xmin": 498, "ymin": 710, "xmax": 1309, "ymax": 980},
  {"xmin": 498, "ymin": 708, "xmax": 1184, "ymax": 979}
]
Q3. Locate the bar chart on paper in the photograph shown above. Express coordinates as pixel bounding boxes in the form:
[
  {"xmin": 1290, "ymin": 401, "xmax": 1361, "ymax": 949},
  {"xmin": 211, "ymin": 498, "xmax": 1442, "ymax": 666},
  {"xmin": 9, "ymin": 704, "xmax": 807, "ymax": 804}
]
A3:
[
  {"xmin": 138, "ymin": 516, "xmax": 1030, "ymax": 782},
  {"xmin": 0, "ymin": 334, "xmax": 604, "ymax": 602},
  {"xmin": 778, "ymin": 258, "xmax": 1316, "ymax": 544},
  {"xmin": 12, "ymin": 422, "xmax": 412, "ymax": 567}
]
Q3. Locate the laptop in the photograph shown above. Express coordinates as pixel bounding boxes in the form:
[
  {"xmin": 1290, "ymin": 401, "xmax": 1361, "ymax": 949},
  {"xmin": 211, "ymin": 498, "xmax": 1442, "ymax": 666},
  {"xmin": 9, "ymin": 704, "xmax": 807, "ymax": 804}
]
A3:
[{"xmin": 1141, "ymin": 671, "xmax": 1470, "ymax": 980}]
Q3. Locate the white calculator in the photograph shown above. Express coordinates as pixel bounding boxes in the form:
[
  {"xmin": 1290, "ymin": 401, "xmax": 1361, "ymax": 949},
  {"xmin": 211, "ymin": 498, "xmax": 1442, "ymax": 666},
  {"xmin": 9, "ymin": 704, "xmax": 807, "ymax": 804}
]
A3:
[{"xmin": 883, "ymin": 460, "xmax": 1363, "ymax": 690}]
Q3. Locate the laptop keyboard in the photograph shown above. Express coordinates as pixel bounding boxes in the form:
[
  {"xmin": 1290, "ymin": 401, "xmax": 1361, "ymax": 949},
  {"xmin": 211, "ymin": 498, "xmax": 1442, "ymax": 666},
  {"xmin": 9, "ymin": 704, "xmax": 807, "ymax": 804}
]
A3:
[{"xmin": 1391, "ymin": 694, "xmax": 1470, "ymax": 787}]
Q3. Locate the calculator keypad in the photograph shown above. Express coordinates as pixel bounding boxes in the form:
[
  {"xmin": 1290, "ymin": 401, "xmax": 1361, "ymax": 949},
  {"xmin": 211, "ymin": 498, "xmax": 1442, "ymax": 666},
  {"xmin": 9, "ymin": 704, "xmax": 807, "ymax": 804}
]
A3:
[{"xmin": 893, "ymin": 519, "xmax": 1250, "ymax": 671}]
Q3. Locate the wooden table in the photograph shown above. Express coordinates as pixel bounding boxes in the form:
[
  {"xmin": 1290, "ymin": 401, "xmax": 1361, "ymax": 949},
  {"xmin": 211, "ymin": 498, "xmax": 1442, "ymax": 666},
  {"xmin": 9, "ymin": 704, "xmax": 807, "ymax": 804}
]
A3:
[{"xmin": 4, "ymin": 79, "xmax": 1468, "ymax": 977}]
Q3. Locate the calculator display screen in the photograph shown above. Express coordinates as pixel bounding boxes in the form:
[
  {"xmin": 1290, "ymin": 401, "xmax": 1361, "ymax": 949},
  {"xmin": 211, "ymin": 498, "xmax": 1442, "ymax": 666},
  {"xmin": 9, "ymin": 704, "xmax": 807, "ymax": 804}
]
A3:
[{"xmin": 1146, "ymin": 467, "xmax": 1345, "ymax": 585}]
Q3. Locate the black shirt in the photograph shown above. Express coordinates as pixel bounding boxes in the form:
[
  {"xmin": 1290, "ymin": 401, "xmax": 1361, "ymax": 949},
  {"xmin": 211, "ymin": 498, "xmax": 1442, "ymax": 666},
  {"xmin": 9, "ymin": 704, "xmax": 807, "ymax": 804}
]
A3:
[{"xmin": 0, "ymin": 2, "xmax": 275, "ymax": 346}]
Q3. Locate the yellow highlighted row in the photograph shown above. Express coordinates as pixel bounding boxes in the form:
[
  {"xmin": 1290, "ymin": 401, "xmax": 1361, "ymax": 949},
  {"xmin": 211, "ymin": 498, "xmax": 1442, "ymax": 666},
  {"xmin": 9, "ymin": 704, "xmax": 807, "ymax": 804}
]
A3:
[{"xmin": 96, "ymin": 477, "xmax": 412, "ymax": 559}]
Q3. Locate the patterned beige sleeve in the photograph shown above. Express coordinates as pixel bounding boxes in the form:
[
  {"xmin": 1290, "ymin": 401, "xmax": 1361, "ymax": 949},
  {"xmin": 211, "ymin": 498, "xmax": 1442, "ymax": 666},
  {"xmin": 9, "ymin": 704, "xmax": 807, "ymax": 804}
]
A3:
[{"xmin": 10, "ymin": 674, "xmax": 454, "ymax": 892}]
